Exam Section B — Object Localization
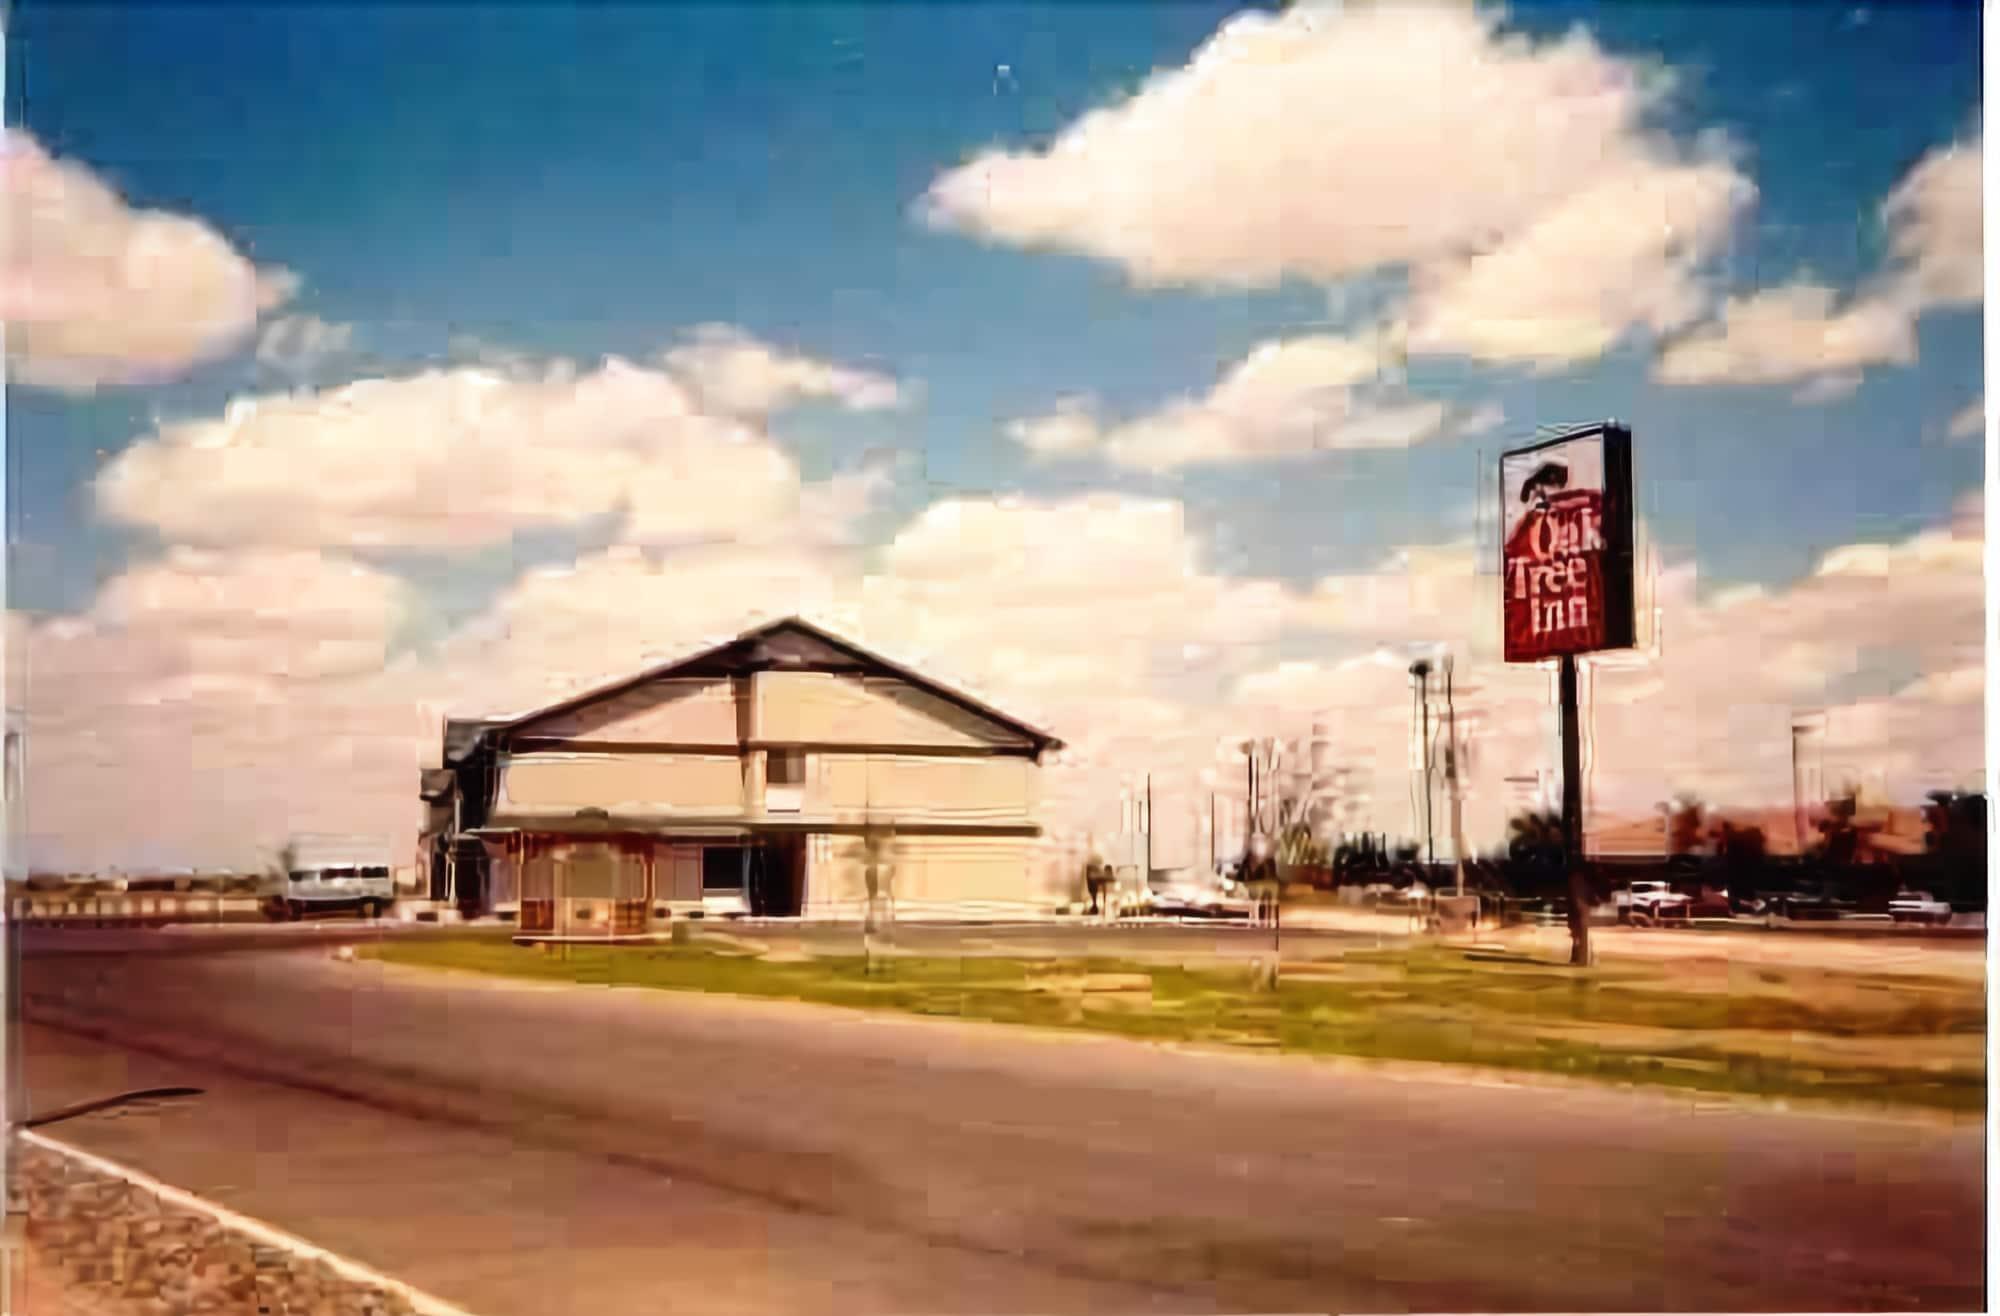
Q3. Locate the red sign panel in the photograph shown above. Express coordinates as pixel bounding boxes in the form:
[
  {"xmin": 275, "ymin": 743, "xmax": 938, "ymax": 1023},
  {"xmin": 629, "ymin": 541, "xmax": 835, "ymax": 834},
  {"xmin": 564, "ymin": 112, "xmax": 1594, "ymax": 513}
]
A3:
[{"xmin": 1500, "ymin": 424, "xmax": 1635, "ymax": 664}]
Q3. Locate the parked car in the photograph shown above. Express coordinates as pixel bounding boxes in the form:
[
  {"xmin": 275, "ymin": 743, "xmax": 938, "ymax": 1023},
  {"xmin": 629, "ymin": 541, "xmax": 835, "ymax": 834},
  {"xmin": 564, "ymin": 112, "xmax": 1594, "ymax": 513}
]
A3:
[
  {"xmin": 1142, "ymin": 868, "xmax": 1254, "ymax": 920},
  {"xmin": 1775, "ymin": 888, "xmax": 1845, "ymax": 921},
  {"xmin": 1616, "ymin": 880, "xmax": 1691, "ymax": 923},
  {"xmin": 263, "ymin": 861, "xmax": 397, "ymax": 921},
  {"xmin": 1888, "ymin": 890, "xmax": 1953, "ymax": 924}
]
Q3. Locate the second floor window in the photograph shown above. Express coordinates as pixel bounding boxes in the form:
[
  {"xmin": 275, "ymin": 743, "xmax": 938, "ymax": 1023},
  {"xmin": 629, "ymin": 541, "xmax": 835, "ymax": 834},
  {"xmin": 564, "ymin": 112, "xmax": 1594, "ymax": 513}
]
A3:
[{"xmin": 768, "ymin": 750, "xmax": 806, "ymax": 787}]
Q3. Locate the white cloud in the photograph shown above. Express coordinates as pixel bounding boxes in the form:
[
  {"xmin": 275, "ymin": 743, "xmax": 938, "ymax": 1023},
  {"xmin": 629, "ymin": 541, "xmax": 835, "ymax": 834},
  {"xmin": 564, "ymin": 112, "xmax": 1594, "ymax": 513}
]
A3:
[
  {"xmin": 1882, "ymin": 135, "xmax": 1983, "ymax": 309},
  {"xmin": 89, "ymin": 547, "xmax": 414, "ymax": 687},
  {"xmin": 1005, "ymin": 396, "xmax": 1103, "ymax": 458},
  {"xmin": 97, "ymin": 346, "xmax": 890, "ymax": 552},
  {"xmin": 17, "ymin": 549, "xmax": 420, "ymax": 872},
  {"xmin": 1948, "ymin": 396, "xmax": 1983, "ymax": 441},
  {"xmin": 1, "ymin": 131, "xmax": 296, "ymax": 392},
  {"xmin": 1404, "ymin": 158, "xmax": 1753, "ymax": 369},
  {"xmin": 921, "ymin": 4, "xmax": 1752, "ymax": 368},
  {"xmin": 1654, "ymin": 135, "xmax": 1981, "ymax": 391},
  {"xmin": 18, "ymin": 484, "xmax": 1983, "ymax": 872},
  {"xmin": 662, "ymin": 323, "xmax": 905, "ymax": 417},
  {"xmin": 1004, "ymin": 333, "xmax": 1473, "ymax": 471},
  {"xmin": 255, "ymin": 314, "xmax": 355, "ymax": 377},
  {"xmin": 1653, "ymin": 283, "xmax": 1916, "ymax": 387}
]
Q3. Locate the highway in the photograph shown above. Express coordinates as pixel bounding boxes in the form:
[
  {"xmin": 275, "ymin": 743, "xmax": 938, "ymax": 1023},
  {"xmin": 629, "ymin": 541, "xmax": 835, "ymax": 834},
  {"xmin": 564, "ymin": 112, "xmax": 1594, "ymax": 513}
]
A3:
[{"xmin": 18, "ymin": 928, "xmax": 1985, "ymax": 1314}]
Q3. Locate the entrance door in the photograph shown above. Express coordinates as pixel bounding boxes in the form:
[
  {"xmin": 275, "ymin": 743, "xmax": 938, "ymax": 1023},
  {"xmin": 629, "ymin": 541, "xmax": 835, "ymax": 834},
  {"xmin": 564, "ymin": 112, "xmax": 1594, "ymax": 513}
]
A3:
[
  {"xmin": 559, "ymin": 848, "xmax": 616, "ymax": 936},
  {"xmin": 747, "ymin": 835, "xmax": 805, "ymax": 917}
]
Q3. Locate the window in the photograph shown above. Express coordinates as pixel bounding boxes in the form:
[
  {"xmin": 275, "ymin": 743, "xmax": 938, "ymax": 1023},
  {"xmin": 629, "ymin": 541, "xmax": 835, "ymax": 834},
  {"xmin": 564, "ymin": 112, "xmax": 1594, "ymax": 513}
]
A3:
[
  {"xmin": 702, "ymin": 846, "xmax": 745, "ymax": 893},
  {"xmin": 768, "ymin": 750, "xmax": 806, "ymax": 787}
]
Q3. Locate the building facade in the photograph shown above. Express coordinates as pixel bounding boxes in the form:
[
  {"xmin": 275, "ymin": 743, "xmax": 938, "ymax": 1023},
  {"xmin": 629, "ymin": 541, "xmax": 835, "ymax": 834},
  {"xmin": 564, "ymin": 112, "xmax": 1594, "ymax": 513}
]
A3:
[{"xmin": 424, "ymin": 618, "xmax": 1062, "ymax": 932}]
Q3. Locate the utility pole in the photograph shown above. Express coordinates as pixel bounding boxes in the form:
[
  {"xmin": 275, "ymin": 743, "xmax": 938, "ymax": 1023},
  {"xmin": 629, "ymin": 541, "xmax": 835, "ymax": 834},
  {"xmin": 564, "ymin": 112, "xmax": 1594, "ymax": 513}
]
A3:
[
  {"xmin": 1559, "ymin": 654, "xmax": 1587, "ymax": 965},
  {"xmin": 1445, "ymin": 656, "xmax": 1468, "ymax": 898},
  {"xmin": 1790, "ymin": 716, "xmax": 1808, "ymax": 856},
  {"xmin": 1209, "ymin": 793, "xmax": 1217, "ymax": 871},
  {"xmin": 1410, "ymin": 660, "xmax": 1435, "ymax": 872},
  {"xmin": 1145, "ymin": 773, "xmax": 1153, "ymax": 881},
  {"xmin": 1245, "ymin": 746, "xmax": 1256, "ymax": 850}
]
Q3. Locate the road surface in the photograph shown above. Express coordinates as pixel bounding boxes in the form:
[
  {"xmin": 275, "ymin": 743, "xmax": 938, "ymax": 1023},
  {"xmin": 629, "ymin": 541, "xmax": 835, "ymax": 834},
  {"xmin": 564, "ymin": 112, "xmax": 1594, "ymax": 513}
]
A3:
[{"xmin": 18, "ymin": 932, "xmax": 1985, "ymax": 1314}]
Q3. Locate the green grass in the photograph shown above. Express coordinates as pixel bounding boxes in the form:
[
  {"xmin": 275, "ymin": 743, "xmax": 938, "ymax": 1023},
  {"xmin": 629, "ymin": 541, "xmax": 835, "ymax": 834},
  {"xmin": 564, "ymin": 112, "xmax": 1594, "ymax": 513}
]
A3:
[{"xmin": 363, "ymin": 934, "xmax": 1986, "ymax": 1112}]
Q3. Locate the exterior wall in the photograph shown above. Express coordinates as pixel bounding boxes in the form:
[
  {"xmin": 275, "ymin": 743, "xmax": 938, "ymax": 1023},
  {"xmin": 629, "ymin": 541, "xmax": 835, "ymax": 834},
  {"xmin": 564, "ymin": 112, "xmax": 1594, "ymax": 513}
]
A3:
[
  {"xmin": 805, "ymin": 832, "xmax": 1042, "ymax": 918},
  {"xmin": 813, "ymin": 754, "xmax": 1037, "ymax": 825},
  {"xmin": 519, "ymin": 838, "xmax": 649, "ymax": 935},
  {"xmin": 491, "ymin": 753, "xmax": 743, "ymax": 823},
  {"xmin": 514, "ymin": 677, "xmax": 740, "ymax": 744},
  {"xmin": 757, "ymin": 671, "xmax": 1030, "ymax": 750}
]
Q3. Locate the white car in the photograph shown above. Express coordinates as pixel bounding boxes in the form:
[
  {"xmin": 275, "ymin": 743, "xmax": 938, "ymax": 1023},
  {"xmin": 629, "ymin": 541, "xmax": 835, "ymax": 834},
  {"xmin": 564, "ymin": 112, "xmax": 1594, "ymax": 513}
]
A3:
[
  {"xmin": 1617, "ymin": 880, "xmax": 1692, "ymax": 922},
  {"xmin": 1144, "ymin": 869, "xmax": 1254, "ymax": 919},
  {"xmin": 1889, "ymin": 891, "xmax": 1952, "ymax": 924}
]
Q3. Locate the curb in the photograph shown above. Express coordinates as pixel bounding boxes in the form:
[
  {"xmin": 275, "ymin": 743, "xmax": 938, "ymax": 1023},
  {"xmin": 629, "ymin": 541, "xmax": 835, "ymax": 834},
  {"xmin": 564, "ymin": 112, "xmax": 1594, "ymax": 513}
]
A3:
[{"xmin": 19, "ymin": 1130, "xmax": 483, "ymax": 1316}]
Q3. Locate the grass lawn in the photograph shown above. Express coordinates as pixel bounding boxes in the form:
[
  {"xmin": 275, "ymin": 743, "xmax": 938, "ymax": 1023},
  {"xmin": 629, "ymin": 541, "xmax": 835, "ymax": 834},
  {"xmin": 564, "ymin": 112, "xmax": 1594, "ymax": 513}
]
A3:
[{"xmin": 362, "ymin": 933, "xmax": 1986, "ymax": 1112}]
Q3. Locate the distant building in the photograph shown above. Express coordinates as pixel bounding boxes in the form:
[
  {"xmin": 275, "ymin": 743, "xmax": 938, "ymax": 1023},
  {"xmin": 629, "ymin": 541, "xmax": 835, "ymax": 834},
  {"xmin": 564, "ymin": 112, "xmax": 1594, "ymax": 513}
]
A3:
[
  {"xmin": 1591, "ymin": 805, "xmax": 1932, "ymax": 861},
  {"xmin": 424, "ymin": 617, "xmax": 1063, "ymax": 932}
]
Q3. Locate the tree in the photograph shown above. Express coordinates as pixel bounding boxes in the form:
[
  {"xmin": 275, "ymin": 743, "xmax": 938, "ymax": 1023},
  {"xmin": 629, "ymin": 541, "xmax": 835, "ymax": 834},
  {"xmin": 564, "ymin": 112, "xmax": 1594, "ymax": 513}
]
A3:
[
  {"xmin": 1813, "ymin": 787, "xmax": 1863, "ymax": 867},
  {"xmin": 1507, "ymin": 809, "xmax": 1597, "ymax": 963},
  {"xmin": 1922, "ymin": 790, "xmax": 1986, "ymax": 908},
  {"xmin": 1923, "ymin": 790, "xmax": 1985, "ymax": 862},
  {"xmin": 1667, "ymin": 795, "xmax": 1706, "ymax": 857},
  {"xmin": 1711, "ymin": 819, "xmax": 1768, "ymax": 874},
  {"xmin": 860, "ymin": 820, "xmax": 897, "ymax": 973},
  {"xmin": 1506, "ymin": 810, "xmax": 1567, "ymax": 880}
]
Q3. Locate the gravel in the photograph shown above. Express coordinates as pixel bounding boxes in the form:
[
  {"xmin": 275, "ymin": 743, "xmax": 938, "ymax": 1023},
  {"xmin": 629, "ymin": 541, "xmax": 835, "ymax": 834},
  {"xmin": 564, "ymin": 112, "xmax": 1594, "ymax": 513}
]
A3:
[{"xmin": 13, "ymin": 1138, "xmax": 432, "ymax": 1315}]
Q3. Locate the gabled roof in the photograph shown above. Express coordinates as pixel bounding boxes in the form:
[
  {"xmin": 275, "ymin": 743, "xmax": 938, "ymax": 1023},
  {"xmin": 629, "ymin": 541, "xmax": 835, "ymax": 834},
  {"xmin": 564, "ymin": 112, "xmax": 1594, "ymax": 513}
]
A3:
[{"xmin": 494, "ymin": 617, "xmax": 1064, "ymax": 752}]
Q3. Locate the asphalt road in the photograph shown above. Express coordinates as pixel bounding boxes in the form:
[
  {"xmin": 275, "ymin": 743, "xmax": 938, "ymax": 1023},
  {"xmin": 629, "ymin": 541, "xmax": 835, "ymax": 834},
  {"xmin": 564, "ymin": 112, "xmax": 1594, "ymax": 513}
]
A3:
[{"xmin": 17, "ymin": 934, "xmax": 1986, "ymax": 1315}]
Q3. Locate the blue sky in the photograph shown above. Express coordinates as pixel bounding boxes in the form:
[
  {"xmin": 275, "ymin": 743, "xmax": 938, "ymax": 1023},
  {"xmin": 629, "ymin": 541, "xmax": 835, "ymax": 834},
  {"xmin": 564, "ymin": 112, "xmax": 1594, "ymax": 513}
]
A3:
[
  {"xmin": 3, "ymin": 1, "xmax": 1985, "ymax": 869},
  {"xmin": 11, "ymin": 1, "xmax": 1981, "ymax": 612}
]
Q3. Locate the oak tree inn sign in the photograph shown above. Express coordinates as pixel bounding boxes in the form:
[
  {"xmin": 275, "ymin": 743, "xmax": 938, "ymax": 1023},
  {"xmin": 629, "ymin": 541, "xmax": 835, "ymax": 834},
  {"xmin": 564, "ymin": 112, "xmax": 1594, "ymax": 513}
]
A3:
[{"xmin": 1500, "ymin": 424, "xmax": 1636, "ymax": 664}]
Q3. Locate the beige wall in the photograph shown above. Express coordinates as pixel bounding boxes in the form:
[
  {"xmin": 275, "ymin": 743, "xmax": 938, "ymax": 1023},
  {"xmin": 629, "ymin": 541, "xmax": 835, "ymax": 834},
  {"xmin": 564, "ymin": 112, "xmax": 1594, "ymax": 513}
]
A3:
[
  {"xmin": 652, "ymin": 841, "xmax": 704, "ymax": 903},
  {"xmin": 492, "ymin": 753, "xmax": 743, "ymax": 822},
  {"xmin": 757, "ymin": 672, "xmax": 1030, "ymax": 749},
  {"xmin": 806, "ymin": 832, "xmax": 1038, "ymax": 914},
  {"xmin": 814, "ymin": 754, "xmax": 1036, "ymax": 823},
  {"xmin": 514, "ymin": 678, "xmax": 740, "ymax": 744}
]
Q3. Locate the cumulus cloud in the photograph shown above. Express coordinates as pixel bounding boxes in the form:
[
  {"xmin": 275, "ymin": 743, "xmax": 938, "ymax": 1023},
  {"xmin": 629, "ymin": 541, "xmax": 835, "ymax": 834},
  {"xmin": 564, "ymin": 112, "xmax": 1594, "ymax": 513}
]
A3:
[
  {"xmin": 17, "ymin": 548, "xmax": 420, "ymax": 871},
  {"xmin": 1653, "ymin": 283, "xmax": 1916, "ymax": 388},
  {"xmin": 1882, "ymin": 135, "xmax": 1983, "ymax": 309},
  {"xmin": 255, "ymin": 313, "xmax": 355, "ymax": 377},
  {"xmin": 97, "ymin": 343, "xmax": 894, "ymax": 552},
  {"xmin": 18, "ymin": 481, "xmax": 1983, "ymax": 872},
  {"xmin": 1006, "ymin": 396, "xmax": 1103, "ymax": 458},
  {"xmin": 1947, "ymin": 396, "xmax": 1983, "ymax": 441},
  {"xmin": 1004, "ymin": 334, "xmax": 1487, "ymax": 471},
  {"xmin": 1655, "ymin": 135, "xmax": 1981, "ymax": 391},
  {"xmin": 662, "ymin": 323, "xmax": 905, "ymax": 417},
  {"xmin": 2, "ymin": 131, "xmax": 296, "ymax": 392},
  {"xmin": 921, "ymin": 3, "xmax": 1753, "ymax": 368},
  {"xmin": 1403, "ymin": 157, "xmax": 1753, "ymax": 369}
]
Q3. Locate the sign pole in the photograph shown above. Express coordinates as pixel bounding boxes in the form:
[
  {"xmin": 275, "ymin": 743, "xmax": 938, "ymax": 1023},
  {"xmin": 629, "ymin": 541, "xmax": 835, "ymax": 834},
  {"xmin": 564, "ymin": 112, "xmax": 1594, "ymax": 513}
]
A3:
[{"xmin": 1558, "ymin": 653, "xmax": 1589, "ymax": 963}]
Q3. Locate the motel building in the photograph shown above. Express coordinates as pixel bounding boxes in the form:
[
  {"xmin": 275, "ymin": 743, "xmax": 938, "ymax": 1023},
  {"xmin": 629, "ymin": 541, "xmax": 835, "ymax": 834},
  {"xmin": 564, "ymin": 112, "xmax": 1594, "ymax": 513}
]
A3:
[{"xmin": 421, "ymin": 618, "xmax": 1064, "ymax": 934}]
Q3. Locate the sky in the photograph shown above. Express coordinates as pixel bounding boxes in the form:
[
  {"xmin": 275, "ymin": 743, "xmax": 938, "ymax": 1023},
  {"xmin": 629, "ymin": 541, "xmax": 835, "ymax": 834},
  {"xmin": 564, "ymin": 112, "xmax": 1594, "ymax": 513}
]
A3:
[{"xmin": 3, "ymin": 0, "xmax": 1985, "ymax": 874}]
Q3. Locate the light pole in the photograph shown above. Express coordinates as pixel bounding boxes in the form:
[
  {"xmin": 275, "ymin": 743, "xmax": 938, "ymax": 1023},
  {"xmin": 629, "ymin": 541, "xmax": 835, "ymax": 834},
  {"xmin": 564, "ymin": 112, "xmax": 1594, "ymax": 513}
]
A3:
[
  {"xmin": 1790, "ymin": 714, "xmax": 1822, "ymax": 856},
  {"xmin": 1443, "ymin": 655, "xmax": 1470, "ymax": 898},
  {"xmin": 1410, "ymin": 660, "xmax": 1435, "ymax": 872}
]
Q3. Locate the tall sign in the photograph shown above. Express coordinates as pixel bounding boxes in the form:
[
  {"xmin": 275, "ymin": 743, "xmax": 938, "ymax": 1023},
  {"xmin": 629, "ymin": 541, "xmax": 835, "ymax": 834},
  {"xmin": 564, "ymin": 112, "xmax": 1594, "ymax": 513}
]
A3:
[
  {"xmin": 1498, "ymin": 422, "xmax": 1635, "ymax": 966},
  {"xmin": 1500, "ymin": 424, "xmax": 1635, "ymax": 663}
]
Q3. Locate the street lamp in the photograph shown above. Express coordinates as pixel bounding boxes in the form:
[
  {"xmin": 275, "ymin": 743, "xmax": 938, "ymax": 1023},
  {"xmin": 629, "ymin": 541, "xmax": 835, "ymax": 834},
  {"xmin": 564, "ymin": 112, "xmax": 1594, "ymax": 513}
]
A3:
[{"xmin": 1409, "ymin": 660, "xmax": 1434, "ymax": 872}]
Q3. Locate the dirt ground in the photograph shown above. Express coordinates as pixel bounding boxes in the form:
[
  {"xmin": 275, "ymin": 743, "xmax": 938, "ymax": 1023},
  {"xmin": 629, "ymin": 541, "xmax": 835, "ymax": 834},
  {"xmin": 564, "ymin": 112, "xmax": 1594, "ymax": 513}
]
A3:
[{"xmin": 1491, "ymin": 923, "xmax": 1987, "ymax": 980}]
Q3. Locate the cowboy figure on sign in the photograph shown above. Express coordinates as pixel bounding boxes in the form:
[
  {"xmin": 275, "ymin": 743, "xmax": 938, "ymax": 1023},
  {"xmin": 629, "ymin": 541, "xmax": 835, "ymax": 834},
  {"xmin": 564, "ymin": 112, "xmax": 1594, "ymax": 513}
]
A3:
[{"xmin": 1522, "ymin": 460, "xmax": 1568, "ymax": 508}]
